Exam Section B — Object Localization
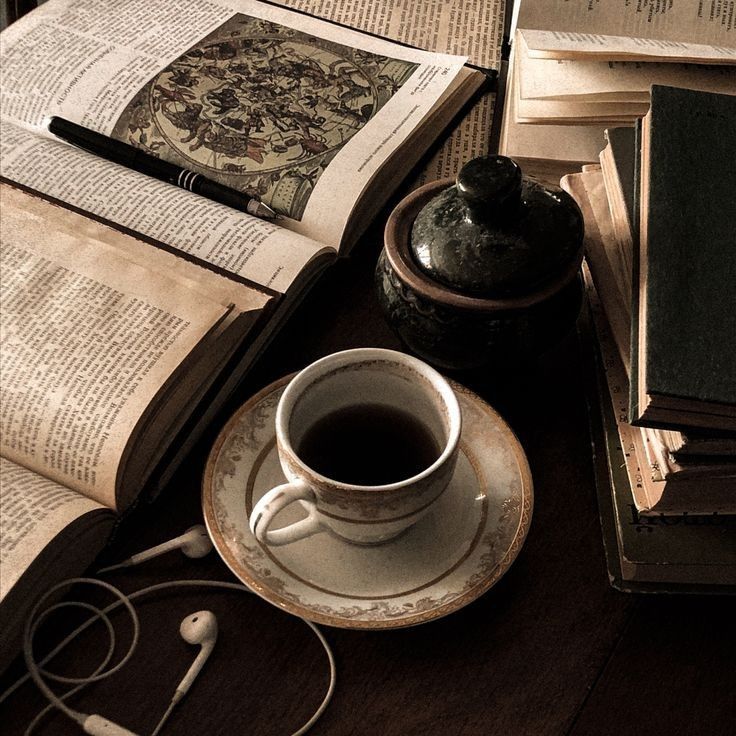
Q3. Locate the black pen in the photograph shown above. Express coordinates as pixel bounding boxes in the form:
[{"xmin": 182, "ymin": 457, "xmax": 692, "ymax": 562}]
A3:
[{"xmin": 47, "ymin": 116, "xmax": 278, "ymax": 220}]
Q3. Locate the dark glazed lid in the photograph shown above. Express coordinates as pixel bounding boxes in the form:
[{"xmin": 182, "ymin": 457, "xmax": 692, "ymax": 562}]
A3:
[{"xmin": 410, "ymin": 155, "xmax": 584, "ymax": 297}]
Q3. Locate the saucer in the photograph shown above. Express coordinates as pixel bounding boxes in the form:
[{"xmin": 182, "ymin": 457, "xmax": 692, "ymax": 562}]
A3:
[{"xmin": 202, "ymin": 375, "xmax": 533, "ymax": 629}]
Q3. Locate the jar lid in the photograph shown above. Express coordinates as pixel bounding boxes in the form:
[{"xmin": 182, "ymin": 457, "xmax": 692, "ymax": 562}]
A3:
[{"xmin": 409, "ymin": 155, "xmax": 584, "ymax": 297}]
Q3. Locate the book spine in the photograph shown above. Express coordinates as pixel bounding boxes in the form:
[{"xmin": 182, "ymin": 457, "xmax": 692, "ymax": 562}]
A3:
[{"xmin": 627, "ymin": 119, "xmax": 642, "ymax": 424}]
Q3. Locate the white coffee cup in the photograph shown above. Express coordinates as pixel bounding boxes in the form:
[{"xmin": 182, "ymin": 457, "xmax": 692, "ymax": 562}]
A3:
[{"xmin": 249, "ymin": 348, "xmax": 461, "ymax": 546}]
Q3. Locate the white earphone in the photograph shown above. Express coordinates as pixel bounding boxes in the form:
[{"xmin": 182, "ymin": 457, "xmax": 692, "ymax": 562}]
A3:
[
  {"xmin": 3, "ymin": 528, "xmax": 336, "ymax": 736},
  {"xmin": 78, "ymin": 609, "xmax": 219, "ymax": 736},
  {"xmin": 146, "ymin": 610, "xmax": 219, "ymax": 736},
  {"xmin": 174, "ymin": 610, "xmax": 218, "ymax": 703},
  {"xmin": 96, "ymin": 526, "xmax": 213, "ymax": 574}
]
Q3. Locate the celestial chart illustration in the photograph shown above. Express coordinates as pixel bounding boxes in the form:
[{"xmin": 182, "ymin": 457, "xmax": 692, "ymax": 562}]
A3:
[{"xmin": 113, "ymin": 14, "xmax": 419, "ymax": 220}]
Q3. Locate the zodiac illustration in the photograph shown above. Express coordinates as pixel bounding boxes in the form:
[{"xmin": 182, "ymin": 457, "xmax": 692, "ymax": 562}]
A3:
[{"xmin": 113, "ymin": 15, "xmax": 417, "ymax": 220}]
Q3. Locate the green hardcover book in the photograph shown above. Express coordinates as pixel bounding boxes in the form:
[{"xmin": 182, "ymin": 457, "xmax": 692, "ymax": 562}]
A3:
[{"xmin": 630, "ymin": 85, "xmax": 736, "ymax": 432}]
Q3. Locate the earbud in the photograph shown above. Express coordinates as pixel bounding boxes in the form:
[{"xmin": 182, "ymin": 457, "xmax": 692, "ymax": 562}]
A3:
[
  {"xmin": 147, "ymin": 611, "xmax": 219, "ymax": 736},
  {"xmin": 84, "ymin": 611, "xmax": 218, "ymax": 736},
  {"xmin": 97, "ymin": 526, "xmax": 213, "ymax": 573},
  {"xmin": 15, "ymin": 579, "xmax": 335, "ymax": 736},
  {"xmin": 173, "ymin": 611, "xmax": 218, "ymax": 703}
]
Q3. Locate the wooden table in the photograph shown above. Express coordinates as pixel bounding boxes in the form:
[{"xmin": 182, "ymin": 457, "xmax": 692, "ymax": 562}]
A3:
[{"xmin": 2, "ymin": 216, "xmax": 735, "ymax": 736}]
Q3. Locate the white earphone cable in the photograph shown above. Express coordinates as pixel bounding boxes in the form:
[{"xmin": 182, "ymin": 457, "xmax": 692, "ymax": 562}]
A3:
[
  {"xmin": 150, "ymin": 700, "xmax": 176, "ymax": 736},
  {"xmin": 3, "ymin": 579, "xmax": 336, "ymax": 736},
  {"xmin": 23, "ymin": 577, "xmax": 141, "ymax": 731}
]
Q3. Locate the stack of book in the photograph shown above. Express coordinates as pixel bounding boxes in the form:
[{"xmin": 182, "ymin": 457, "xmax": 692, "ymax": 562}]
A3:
[
  {"xmin": 499, "ymin": 0, "xmax": 736, "ymax": 167},
  {"xmin": 563, "ymin": 85, "xmax": 736, "ymax": 592}
]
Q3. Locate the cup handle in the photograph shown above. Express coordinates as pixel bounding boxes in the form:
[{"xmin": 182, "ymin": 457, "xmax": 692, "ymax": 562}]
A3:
[{"xmin": 249, "ymin": 479, "xmax": 323, "ymax": 546}]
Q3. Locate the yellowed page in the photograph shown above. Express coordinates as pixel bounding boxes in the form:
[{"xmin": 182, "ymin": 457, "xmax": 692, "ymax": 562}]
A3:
[
  {"xmin": 583, "ymin": 269, "xmax": 657, "ymax": 512},
  {"xmin": 516, "ymin": 96, "xmax": 647, "ymax": 124},
  {"xmin": 513, "ymin": 35, "xmax": 651, "ymax": 124},
  {"xmin": 0, "ymin": 121, "xmax": 328, "ymax": 295},
  {"xmin": 1, "ymin": 0, "xmax": 472, "ymax": 257},
  {"xmin": 562, "ymin": 174, "xmax": 630, "ymax": 372},
  {"xmin": 0, "ymin": 457, "xmax": 109, "ymax": 601},
  {"xmin": 580, "ymin": 168, "xmax": 632, "ymax": 306},
  {"xmin": 518, "ymin": 0, "xmax": 736, "ymax": 63},
  {"xmin": 274, "ymin": 0, "xmax": 504, "ymax": 183},
  {"xmin": 500, "ymin": 46, "xmax": 607, "ymax": 163},
  {"xmin": 0, "ymin": 185, "xmax": 228, "ymax": 508},
  {"xmin": 50, "ymin": 188, "xmax": 273, "ymax": 316},
  {"xmin": 275, "ymin": 0, "xmax": 505, "ymax": 68},
  {"xmin": 518, "ymin": 31, "xmax": 736, "ymax": 101},
  {"xmin": 599, "ymin": 144, "xmax": 634, "ymax": 278}
]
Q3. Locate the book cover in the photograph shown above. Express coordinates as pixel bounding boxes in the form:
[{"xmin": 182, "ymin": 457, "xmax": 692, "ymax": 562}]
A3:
[
  {"xmin": 631, "ymin": 85, "xmax": 736, "ymax": 431},
  {"xmin": 597, "ymin": 124, "xmax": 736, "ymax": 458}
]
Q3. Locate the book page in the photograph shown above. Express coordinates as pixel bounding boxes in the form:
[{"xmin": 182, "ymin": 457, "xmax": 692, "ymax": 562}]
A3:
[
  {"xmin": 0, "ymin": 457, "xmax": 109, "ymax": 602},
  {"xmin": 275, "ymin": 0, "xmax": 505, "ymax": 183},
  {"xmin": 275, "ymin": 0, "xmax": 504, "ymax": 68},
  {"xmin": 0, "ymin": 0, "xmax": 473, "ymax": 254},
  {"xmin": 0, "ymin": 123, "xmax": 329, "ymax": 295},
  {"xmin": 500, "ymin": 48, "xmax": 608, "ymax": 163},
  {"xmin": 518, "ymin": 0, "xmax": 736, "ymax": 63},
  {"xmin": 517, "ymin": 31, "xmax": 736, "ymax": 101},
  {"xmin": 581, "ymin": 168, "xmax": 632, "ymax": 310},
  {"xmin": 73, "ymin": 211, "xmax": 274, "ymax": 317},
  {"xmin": 0, "ymin": 184, "xmax": 229, "ymax": 507},
  {"xmin": 562, "ymin": 173, "xmax": 630, "ymax": 372},
  {"xmin": 515, "ymin": 96, "xmax": 647, "ymax": 124}
]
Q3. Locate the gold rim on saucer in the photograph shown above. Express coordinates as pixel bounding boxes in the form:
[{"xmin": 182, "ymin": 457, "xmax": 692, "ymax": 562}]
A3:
[{"xmin": 202, "ymin": 374, "xmax": 533, "ymax": 629}]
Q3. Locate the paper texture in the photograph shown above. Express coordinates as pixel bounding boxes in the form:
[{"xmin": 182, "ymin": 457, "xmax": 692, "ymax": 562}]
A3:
[
  {"xmin": 581, "ymin": 168, "xmax": 631, "ymax": 312},
  {"xmin": 0, "ymin": 119, "xmax": 328, "ymax": 293},
  {"xmin": 562, "ymin": 173, "xmax": 630, "ymax": 371},
  {"xmin": 500, "ymin": 45, "xmax": 608, "ymax": 162},
  {"xmin": 0, "ymin": 185, "xmax": 228, "ymax": 508},
  {"xmin": 275, "ymin": 0, "xmax": 504, "ymax": 67},
  {"xmin": 518, "ymin": 0, "xmax": 736, "ymax": 63},
  {"xmin": 0, "ymin": 457, "xmax": 106, "ymax": 601},
  {"xmin": 274, "ymin": 0, "xmax": 504, "ymax": 183},
  {"xmin": 518, "ymin": 36, "xmax": 736, "ymax": 101}
]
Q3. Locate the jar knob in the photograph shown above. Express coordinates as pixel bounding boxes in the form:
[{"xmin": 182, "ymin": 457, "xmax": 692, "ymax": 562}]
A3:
[{"xmin": 456, "ymin": 155, "xmax": 522, "ymax": 220}]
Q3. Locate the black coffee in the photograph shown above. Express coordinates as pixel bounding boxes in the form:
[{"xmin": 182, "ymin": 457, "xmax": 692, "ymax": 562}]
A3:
[{"xmin": 297, "ymin": 404, "xmax": 441, "ymax": 486}]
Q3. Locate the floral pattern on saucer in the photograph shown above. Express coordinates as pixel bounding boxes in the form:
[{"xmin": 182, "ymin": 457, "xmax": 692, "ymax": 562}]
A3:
[{"xmin": 203, "ymin": 375, "xmax": 533, "ymax": 629}]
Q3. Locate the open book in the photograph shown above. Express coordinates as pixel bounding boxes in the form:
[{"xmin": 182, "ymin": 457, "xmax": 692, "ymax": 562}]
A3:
[
  {"xmin": 514, "ymin": 0, "xmax": 736, "ymax": 65},
  {"xmin": 499, "ymin": 0, "xmax": 736, "ymax": 165},
  {"xmin": 0, "ymin": 0, "xmax": 487, "ymax": 670},
  {"xmin": 271, "ymin": 0, "xmax": 507, "ymax": 181}
]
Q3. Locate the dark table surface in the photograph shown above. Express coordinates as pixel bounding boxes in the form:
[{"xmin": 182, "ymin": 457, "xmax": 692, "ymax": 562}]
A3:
[{"xmin": 2, "ymin": 215, "xmax": 735, "ymax": 736}]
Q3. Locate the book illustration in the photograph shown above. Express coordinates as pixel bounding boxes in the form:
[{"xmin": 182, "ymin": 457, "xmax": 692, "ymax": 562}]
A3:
[{"xmin": 112, "ymin": 14, "xmax": 418, "ymax": 220}]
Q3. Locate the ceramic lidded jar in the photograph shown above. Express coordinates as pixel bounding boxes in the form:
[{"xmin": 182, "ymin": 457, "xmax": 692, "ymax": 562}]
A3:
[{"xmin": 376, "ymin": 155, "xmax": 585, "ymax": 370}]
